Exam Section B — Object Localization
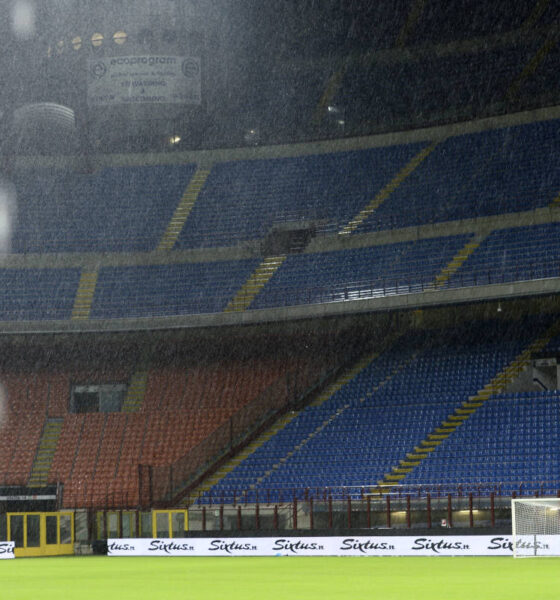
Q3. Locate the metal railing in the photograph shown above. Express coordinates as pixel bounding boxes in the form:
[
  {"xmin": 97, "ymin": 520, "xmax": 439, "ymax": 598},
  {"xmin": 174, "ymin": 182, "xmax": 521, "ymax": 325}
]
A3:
[
  {"xmin": 190, "ymin": 481, "xmax": 560, "ymax": 506},
  {"xmin": 252, "ymin": 263, "xmax": 560, "ymax": 309},
  {"xmin": 3, "ymin": 262, "xmax": 557, "ymax": 322},
  {"xmin": 183, "ymin": 482, "xmax": 560, "ymax": 532}
]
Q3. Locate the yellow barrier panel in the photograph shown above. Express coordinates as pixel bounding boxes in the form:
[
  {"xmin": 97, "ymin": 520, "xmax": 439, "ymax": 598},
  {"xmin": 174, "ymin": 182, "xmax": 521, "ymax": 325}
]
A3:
[
  {"xmin": 7, "ymin": 511, "xmax": 74, "ymax": 558},
  {"xmin": 152, "ymin": 510, "xmax": 189, "ymax": 538},
  {"xmin": 94, "ymin": 509, "xmax": 188, "ymax": 539}
]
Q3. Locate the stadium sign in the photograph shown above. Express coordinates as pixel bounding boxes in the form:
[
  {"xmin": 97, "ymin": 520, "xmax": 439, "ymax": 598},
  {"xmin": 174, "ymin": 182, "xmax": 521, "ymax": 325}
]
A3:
[
  {"xmin": 0, "ymin": 494, "xmax": 56, "ymax": 501},
  {"xmin": 107, "ymin": 535, "xmax": 535, "ymax": 557},
  {"xmin": 87, "ymin": 55, "xmax": 201, "ymax": 106},
  {"xmin": 0, "ymin": 541, "xmax": 15, "ymax": 559}
]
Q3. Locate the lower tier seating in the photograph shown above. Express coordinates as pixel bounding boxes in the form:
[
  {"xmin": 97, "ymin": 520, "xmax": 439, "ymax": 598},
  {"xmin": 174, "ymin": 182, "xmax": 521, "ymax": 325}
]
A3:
[
  {"xmin": 0, "ymin": 319, "xmax": 557, "ymax": 507},
  {"xmin": 199, "ymin": 317, "xmax": 555, "ymax": 503},
  {"xmin": 50, "ymin": 354, "xmax": 323, "ymax": 508},
  {"xmin": 402, "ymin": 391, "xmax": 560, "ymax": 495}
]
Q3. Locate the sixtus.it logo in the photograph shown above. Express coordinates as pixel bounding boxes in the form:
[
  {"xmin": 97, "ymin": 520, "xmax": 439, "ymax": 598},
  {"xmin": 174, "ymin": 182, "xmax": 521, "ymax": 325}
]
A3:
[
  {"xmin": 339, "ymin": 538, "xmax": 395, "ymax": 554},
  {"xmin": 90, "ymin": 62, "xmax": 107, "ymax": 79},
  {"xmin": 0, "ymin": 541, "xmax": 15, "ymax": 555},
  {"xmin": 272, "ymin": 539, "xmax": 325, "ymax": 554},
  {"xmin": 411, "ymin": 538, "xmax": 470, "ymax": 554},
  {"xmin": 208, "ymin": 540, "xmax": 257, "ymax": 554},
  {"xmin": 107, "ymin": 541, "xmax": 135, "ymax": 552},
  {"xmin": 148, "ymin": 540, "xmax": 194, "ymax": 554}
]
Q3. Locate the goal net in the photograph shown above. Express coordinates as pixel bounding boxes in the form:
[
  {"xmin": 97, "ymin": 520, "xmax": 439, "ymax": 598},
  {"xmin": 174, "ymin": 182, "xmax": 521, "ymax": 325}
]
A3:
[{"xmin": 511, "ymin": 498, "xmax": 560, "ymax": 557}]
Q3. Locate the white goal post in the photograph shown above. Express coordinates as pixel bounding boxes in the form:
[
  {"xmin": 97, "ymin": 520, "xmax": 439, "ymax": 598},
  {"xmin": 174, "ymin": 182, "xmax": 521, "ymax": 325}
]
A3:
[{"xmin": 511, "ymin": 498, "xmax": 560, "ymax": 557}]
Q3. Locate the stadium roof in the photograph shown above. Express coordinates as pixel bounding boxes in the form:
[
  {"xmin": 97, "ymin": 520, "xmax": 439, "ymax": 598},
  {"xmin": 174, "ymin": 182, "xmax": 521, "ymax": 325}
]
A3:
[{"xmin": 0, "ymin": 0, "xmax": 558, "ymax": 154}]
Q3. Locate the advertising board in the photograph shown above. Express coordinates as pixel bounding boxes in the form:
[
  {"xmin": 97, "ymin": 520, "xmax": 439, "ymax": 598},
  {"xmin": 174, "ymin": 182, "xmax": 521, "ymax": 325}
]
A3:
[
  {"xmin": 107, "ymin": 535, "xmax": 527, "ymax": 557},
  {"xmin": 87, "ymin": 56, "xmax": 201, "ymax": 106},
  {"xmin": 0, "ymin": 541, "xmax": 15, "ymax": 559}
]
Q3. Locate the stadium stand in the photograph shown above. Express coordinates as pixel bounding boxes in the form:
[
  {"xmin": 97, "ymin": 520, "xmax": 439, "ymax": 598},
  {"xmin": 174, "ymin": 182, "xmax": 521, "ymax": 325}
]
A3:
[
  {"xmin": 3, "ymin": 334, "xmax": 339, "ymax": 508},
  {"xmin": 3, "ymin": 1, "xmax": 560, "ymax": 554},
  {"xmin": 11, "ymin": 164, "xmax": 196, "ymax": 253},
  {"xmin": 197, "ymin": 317, "xmax": 553, "ymax": 503},
  {"xmin": 0, "ymin": 373, "xmax": 55, "ymax": 485},
  {"xmin": 175, "ymin": 144, "xmax": 427, "ymax": 248},
  {"xmin": 406, "ymin": 1, "xmax": 536, "ymax": 44},
  {"xmin": 250, "ymin": 235, "xmax": 471, "ymax": 309},
  {"xmin": 0, "ymin": 115, "xmax": 557, "ymax": 327},
  {"xmin": 401, "ymin": 390, "xmax": 560, "ymax": 495},
  {"xmin": 90, "ymin": 259, "xmax": 261, "ymax": 319},
  {"xmin": 356, "ymin": 119, "xmax": 560, "ymax": 233},
  {"xmin": 1, "ymin": 103, "xmax": 560, "ymax": 521},
  {"xmin": 337, "ymin": 44, "xmax": 539, "ymax": 132},
  {"xmin": 447, "ymin": 222, "xmax": 560, "ymax": 287},
  {"xmin": 0, "ymin": 413, "xmax": 43, "ymax": 486},
  {"xmin": 521, "ymin": 40, "xmax": 560, "ymax": 99},
  {"xmin": 0, "ymin": 268, "xmax": 80, "ymax": 321},
  {"xmin": 1, "ymin": 213, "xmax": 559, "ymax": 321}
]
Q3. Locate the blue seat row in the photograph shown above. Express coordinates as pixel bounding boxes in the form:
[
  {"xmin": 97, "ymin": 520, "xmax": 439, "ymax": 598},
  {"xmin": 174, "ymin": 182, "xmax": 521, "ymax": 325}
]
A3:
[{"xmin": 198, "ymin": 318, "xmax": 554, "ymax": 503}]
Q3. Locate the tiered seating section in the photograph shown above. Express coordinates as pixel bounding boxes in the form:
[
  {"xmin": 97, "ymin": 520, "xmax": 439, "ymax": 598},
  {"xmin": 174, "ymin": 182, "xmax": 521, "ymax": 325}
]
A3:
[
  {"xmin": 251, "ymin": 235, "xmax": 470, "ymax": 309},
  {"xmin": 338, "ymin": 43, "xmax": 539, "ymax": 136},
  {"xmin": 10, "ymin": 121, "xmax": 560, "ymax": 255},
  {"xmin": 0, "ymin": 268, "xmax": 80, "ymax": 321},
  {"xmin": 0, "ymin": 318, "xmax": 557, "ymax": 506},
  {"xmin": 175, "ymin": 143, "xmax": 426, "ymax": 248},
  {"xmin": 0, "ymin": 337, "xmax": 335, "ymax": 509},
  {"xmin": 90, "ymin": 259, "xmax": 261, "ymax": 319},
  {"xmin": 403, "ymin": 391, "xmax": 560, "ymax": 495},
  {"xmin": 53, "ymin": 357, "xmax": 303, "ymax": 507},
  {"xmin": 0, "ymin": 372, "xmax": 68, "ymax": 484},
  {"xmin": 199, "ymin": 319, "xmax": 552, "ymax": 503},
  {"xmin": 253, "ymin": 2, "xmax": 555, "ymax": 139},
  {"xmin": 1, "ymin": 116, "xmax": 558, "ymax": 321},
  {"xmin": 447, "ymin": 223, "xmax": 560, "ymax": 287},
  {"xmin": 406, "ymin": 1, "xmax": 536, "ymax": 45},
  {"xmin": 12, "ymin": 164, "xmax": 196, "ymax": 253},
  {"xmin": 356, "ymin": 120, "xmax": 560, "ymax": 233},
  {"xmin": 334, "ymin": 0, "xmax": 557, "ymax": 136},
  {"xmin": 4, "ymin": 216, "xmax": 560, "ymax": 319}
]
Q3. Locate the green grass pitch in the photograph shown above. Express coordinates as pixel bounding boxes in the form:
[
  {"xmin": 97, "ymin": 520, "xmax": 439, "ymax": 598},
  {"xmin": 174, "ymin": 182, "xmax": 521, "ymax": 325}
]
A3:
[{"xmin": 2, "ymin": 556, "xmax": 560, "ymax": 600}]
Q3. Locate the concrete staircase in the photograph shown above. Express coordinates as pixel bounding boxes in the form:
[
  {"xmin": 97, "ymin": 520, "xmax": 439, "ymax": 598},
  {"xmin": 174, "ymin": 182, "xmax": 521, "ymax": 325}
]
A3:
[
  {"xmin": 252, "ymin": 352, "xmax": 416, "ymax": 491},
  {"xmin": 310, "ymin": 352, "xmax": 378, "ymax": 407},
  {"xmin": 71, "ymin": 270, "xmax": 98, "ymax": 320},
  {"xmin": 339, "ymin": 140, "xmax": 440, "ymax": 236},
  {"xmin": 549, "ymin": 192, "xmax": 560, "ymax": 208},
  {"xmin": 186, "ymin": 412, "xmax": 297, "ymax": 505},
  {"xmin": 157, "ymin": 168, "xmax": 211, "ymax": 251},
  {"xmin": 28, "ymin": 418, "xmax": 63, "ymax": 487},
  {"xmin": 372, "ymin": 323, "xmax": 560, "ymax": 494},
  {"xmin": 224, "ymin": 255, "xmax": 287, "ymax": 312},
  {"xmin": 122, "ymin": 371, "xmax": 149, "ymax": 412},
  {"xmin": 433, "ymin": 235, "xmax": 486, "ymax": 288}
]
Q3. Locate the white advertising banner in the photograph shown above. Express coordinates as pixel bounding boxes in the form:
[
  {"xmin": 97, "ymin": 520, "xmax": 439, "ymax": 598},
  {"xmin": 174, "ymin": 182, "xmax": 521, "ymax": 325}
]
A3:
[
  {"xmin": 0, "ymin": 541, "xmax": 15, "ymax": 559},
  {"xmin": 87, "ymin": 56, "xmax": 201, "ymax": 106},
  {"xmin": 513, "ymin": 535, "xmax": 560, "ymax": 556},
  {"xmin": 107, "ymin": 535, "xmax": 526, "ymax": 557}
]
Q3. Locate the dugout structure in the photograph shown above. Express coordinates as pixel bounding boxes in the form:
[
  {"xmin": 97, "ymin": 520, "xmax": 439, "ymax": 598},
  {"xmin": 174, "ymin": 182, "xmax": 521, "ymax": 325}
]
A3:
[{"xmin": 4, "ymin": 512, "xmax": 74, "ymax": 558}]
